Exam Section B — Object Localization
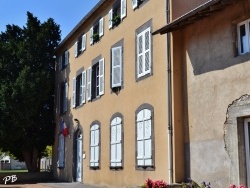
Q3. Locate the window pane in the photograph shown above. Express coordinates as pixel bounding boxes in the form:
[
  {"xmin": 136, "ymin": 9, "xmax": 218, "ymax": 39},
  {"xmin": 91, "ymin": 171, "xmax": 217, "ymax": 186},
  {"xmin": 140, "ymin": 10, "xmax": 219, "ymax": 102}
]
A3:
[{"xmin": 240, "ymin": 24, "xmax": 247, "ymax": 53}]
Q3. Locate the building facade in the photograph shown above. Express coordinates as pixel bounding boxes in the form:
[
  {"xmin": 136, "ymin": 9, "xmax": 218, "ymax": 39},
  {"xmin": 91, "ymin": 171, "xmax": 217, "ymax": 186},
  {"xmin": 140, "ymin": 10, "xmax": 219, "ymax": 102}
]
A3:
[
  {"xmin": 53, "ymin": 0, "xmax": 185, "ymax": 187},
  {"xmin": 155, "ymin": 0, "xmax": 250, "ymax": 187}
]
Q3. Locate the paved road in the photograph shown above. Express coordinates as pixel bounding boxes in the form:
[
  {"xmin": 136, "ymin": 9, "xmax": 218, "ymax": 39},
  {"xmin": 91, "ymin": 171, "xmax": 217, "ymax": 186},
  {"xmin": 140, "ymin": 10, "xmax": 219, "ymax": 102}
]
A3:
[{"xmin": 0, "ymin": 182, "xmax": 108, "ymax": 188}]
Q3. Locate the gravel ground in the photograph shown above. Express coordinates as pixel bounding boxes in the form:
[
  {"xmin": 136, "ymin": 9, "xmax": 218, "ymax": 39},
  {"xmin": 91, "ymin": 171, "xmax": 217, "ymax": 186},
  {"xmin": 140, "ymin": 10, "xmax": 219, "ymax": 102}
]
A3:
[{"xmin": 0, "ymin": 182, "xmax": 106, "ymax": 188}]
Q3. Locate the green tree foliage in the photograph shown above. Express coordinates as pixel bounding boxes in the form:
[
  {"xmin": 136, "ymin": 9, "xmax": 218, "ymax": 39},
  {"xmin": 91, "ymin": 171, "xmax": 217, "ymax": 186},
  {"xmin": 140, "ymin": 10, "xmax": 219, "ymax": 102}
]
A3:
[{"xmin": 0, "ymin": 12, "xmax": 61, "ymax": 172}]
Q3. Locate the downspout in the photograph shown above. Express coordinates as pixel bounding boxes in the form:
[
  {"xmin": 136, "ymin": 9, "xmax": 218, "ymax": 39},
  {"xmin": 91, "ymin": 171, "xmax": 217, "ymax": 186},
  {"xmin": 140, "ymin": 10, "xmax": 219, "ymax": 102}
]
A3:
[{"xmin": 166, "ymin": 0, "xmax": 173, "ymax": 184}]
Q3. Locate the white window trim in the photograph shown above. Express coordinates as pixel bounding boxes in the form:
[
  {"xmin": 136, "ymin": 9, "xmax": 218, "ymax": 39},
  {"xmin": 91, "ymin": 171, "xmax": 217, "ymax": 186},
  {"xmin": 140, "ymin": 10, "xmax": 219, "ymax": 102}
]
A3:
[
  {"xmin": 72, "ymin": 78, "xmax": 76, "ymax": 108},
  {"xmin": 82, "ymin": 34, "xmax": 86, "ymax": 52},
  {"xmin": 90, "ymin": 27, "xmax": 93, "ymax": 45},
  {"xmin": 237, "ymin": 19, "xmax": 250, "ymax": 55},
  {"xmin": 132, "ymin": 0, "xmax": 138, "ymax": 9},
  {"xmin": 81, "ymin": 70, "xmax": 86, "ymax": 104},
  {"xmin": 99, "ymin": 58, "xmax": 105, "ymax": 96},
  {"xmin": 121, "ymin": 0, "xmax": 127, "ymax": 19},
  {"xmin": 109, "ymin": 9, "xmax": 113, "ymax": 29},
  {"xmin": 74, "ymin": 42, "xmax": 78, "ymax": 57},
  {"xmin": 99, "ymin": 17, "xmax": 104, "ymax": 37}
]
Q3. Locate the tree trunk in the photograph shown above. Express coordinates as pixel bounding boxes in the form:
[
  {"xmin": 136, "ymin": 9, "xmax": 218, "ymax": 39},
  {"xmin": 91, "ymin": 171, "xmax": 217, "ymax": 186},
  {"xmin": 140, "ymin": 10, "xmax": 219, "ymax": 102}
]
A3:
[{"xmin": 22, "ymin": 147, "xmax": 39, "ymax": 172}]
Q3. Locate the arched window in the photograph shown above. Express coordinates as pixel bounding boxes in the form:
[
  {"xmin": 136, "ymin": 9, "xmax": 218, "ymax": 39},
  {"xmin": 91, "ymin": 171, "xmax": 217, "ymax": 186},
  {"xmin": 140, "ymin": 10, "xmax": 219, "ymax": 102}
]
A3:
[
  {"xmin": 110, "ymin": 114, "xmax": 123, "ymax": 169},
  {"xmin": 135, "ymin": 104, "xmax": 154, "ymax": 169},
  {"xmin": 90, "ymin": 122, "xmax": 100, "ymax": 168}
]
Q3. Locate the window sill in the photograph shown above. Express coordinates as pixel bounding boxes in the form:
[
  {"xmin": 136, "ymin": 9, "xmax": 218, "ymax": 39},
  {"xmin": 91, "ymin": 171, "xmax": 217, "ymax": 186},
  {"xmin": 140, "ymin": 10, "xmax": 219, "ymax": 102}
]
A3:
[
  {"xmin": 135, "ymin": 165, "xmax": 155, "ymax": 171},
  {"xmin": 136, "ymin": 72, "xmax": 152, "ymax": 82},
  {"xmin": 109, "ymin": 166, "xmax": 123, "ymax": 171}
]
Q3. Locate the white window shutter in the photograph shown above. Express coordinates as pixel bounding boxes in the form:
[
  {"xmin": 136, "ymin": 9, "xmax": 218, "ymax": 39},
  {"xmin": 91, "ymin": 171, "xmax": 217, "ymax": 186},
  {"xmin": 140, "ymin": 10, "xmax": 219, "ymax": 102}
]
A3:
[
  {"xmin": 87, "ymin": 67, "xmax": 92, "ymax": 101},
  {"xmin": 64, "ymin": 83, "xmax": 68, "ymax": 113},
  {"xmin": 144, "ymin": 28, "xmax": 151, "ymax": 74},
  {"xmin": 82, "ymin": 71, "xmax": 86, "ymax": 104},
  {"xmin": 121, "ymin": 0, "xmax": 127, "ymax": 19},
  {"xmin": 132, "ymin": 0, "xmax": 138, "ymax": 9},
  {"xmin": 99, "ymin": 17, "xmax": 104, "ymax": 37},
  {"xmin": 99, "ymin": 58, "xmax": 105, "ymax": 96},
  {"xmin": 94, "ymin": 128, "xmax": 100, "ymax": 166},
  {"xmin": 112, "ymin": 47, "xmax": 122, "ymax": 88},
  {"xmin": 74, "ymin": 42, "xmax": 78, "ymax": 57},
  {"xmin": 137, "ymin": 34, "xmax": 144, "ymax": 78},
  {"xmin": 90, "ymin": 27, "xmax": 93, "ymax": 45},
  {"xmin": 65, "ymin": 51, "xmax": 69, "ymax": 66},
  {"xmin": 137, "ymin": 110, "xmax": 144, "ymax": 165},
  {"xmin": 72, "ymin": 78, "xmax": 76, "ymax": 108},
  {"xmin": 58, "ymin": 56, "xmax": 62, "ymax": 70},
  {"xmin": 108, "ymin": 9, "xmax": 113, "ymax": 29},
  {"xmin": 82, "ymin": 34, "xmax": 86, "ymax": 52}
]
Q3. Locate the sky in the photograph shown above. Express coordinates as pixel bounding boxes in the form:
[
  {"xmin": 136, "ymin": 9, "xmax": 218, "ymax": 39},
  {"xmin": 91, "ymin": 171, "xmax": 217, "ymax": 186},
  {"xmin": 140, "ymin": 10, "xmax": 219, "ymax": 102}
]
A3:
[{"xmin": 0, "ymin": 0, "xmax": 100, "ymax": 40}]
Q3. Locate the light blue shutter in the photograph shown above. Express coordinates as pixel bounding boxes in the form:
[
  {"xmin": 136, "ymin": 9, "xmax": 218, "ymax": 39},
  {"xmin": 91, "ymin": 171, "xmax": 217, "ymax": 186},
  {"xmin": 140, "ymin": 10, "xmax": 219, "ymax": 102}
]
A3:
[
  {"xmin": 87, "ymin": 67, "xmax": 92, "ymax": 101},
  {"xmin": 65, "ymin": 51, "xmax": 69, "ymax": 66},
  {"xmin": 82, "ymin": 34, "xmax": 86, "ymax": 52},
  {"xmin": 59, "ymin": 56, "xmax": 62, "ymax": 70},
  {"xmin": 64, "ymin": 83, "xmax": 68, "ymax": 113},
  {"xmin": 72, "ymin": 78, "xmax": 76, "ymax": 108},
  {"xmin": 74, "ymin": 42, "xmax": 78, "ymax": 57},
  {"xmin": 90, "ymin": 27, "xmax": 93, "ymax": 45},
  {"xmin": 144, "ymin": 28, "xmax": 151, "ymax": 74},
  {"xmin": 137, "ymin": 110, "xmax": 144, "ymax": 166},
  {"xmin": 132, "ymin": 0, "xmax": 138, "ymax": 9},
  {"xmin": 112, "ymin": 47, "xmax": 122, "ymax": 88},
  {"xmin": 99, "ymin": 58, "xmax": 105, "ymax": 95},
  {"xmin": 108, "ymin": 9, "xmax": 113, "ymax": 29},
  {"xmin": 99, "ymin": 17, "xmax": 104, "ymax": 37},
  {"xmin": 121, "ymin": 0, "xmax": 127, "ymax": 19},
  {"xmin": 58, "ymin": 134, "xmax": 65, "ymax": 167},
  {"xmin": 81, "ymin": 71, "xmax": 86, "ymax": 104}
]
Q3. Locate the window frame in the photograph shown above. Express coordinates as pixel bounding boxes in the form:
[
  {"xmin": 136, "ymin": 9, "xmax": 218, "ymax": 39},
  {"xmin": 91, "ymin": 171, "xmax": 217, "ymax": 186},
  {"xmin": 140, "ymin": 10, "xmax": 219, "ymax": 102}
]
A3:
[
  {"xmin": 74, "ymin": 34, "xmax": 87, "ymax": 57},
  {"xmin": 89, "ymin": 121, "xmax": 101, "ymax": 169},
  {"xmin": 135, "ymin": 20, "xmax": 153, "ymax": 81},
  {"xmin": 72, "ymin": 68, "xmax": 86, "ymax": 108},
  {"xmin": 60, "ymin": 82, "xmax": 68, "ymax": 114},
  {"xmin": 108, "ymin": 0, "xmax": 127, "ymax": 29},
  {"xmin": 110, "ymin": 113, "xmax": 124, "ymax": 170},
  {"xmin": 135, "ymin": 104, "xmax": 155, "ymax": 170},
  {"xmin": 237, "ymin": 18, "xmax": 250, "ymax": 55},
  {"xmin": 87, "ymin": 57, "xmax": 105, "ymax": 101},
  {"xmin": 58, "ymin": 50, "xmax": 69, "ymax": 70},
  {"xmin": 90, "ymin": 17, "xmax": 104, "ymax": 45}
]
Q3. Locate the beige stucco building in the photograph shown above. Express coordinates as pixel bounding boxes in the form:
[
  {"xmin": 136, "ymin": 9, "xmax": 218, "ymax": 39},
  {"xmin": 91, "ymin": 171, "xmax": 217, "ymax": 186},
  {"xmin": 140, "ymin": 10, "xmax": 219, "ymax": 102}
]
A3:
[
  {"xmin": 52, "ymin": 0, "xmax": 185, "ymax": 187},
  {"xmin": 53, "ymin": 0, "xmax": 250, "ymax": 187},
  {"xmin": 155, "ymin": 0, "xmax": 250, "ymax": 187}
]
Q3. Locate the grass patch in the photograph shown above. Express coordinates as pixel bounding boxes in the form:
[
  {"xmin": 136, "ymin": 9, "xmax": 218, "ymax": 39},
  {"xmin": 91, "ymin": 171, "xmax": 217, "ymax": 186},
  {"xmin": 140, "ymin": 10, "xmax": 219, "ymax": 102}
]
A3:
[{"xmin": 0, "ymin": 169, "xmax": 28, "ymax": 173}]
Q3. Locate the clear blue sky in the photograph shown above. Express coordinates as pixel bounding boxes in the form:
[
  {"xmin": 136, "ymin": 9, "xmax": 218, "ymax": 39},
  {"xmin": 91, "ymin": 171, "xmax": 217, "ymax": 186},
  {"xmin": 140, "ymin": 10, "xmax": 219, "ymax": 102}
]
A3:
[{"xmin": 0, "ymin": 0, "xmax": 100, "ymax": 40}]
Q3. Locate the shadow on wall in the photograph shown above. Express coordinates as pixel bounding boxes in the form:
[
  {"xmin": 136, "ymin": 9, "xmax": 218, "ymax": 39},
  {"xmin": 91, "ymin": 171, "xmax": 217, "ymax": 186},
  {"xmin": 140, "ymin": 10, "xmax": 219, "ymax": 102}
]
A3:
[{"xmin": 185, "ymin": 16, "xmax": 250, "ymax": 76}]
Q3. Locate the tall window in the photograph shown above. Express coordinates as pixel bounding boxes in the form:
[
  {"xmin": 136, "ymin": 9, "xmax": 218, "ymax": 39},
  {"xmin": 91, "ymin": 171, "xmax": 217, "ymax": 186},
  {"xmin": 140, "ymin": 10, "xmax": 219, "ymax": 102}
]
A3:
[
  {"xmin": 110, "ymin": 115, "xmax": 123, "ymax": 168},
  {"xmin": 74, "ymin": 34, "xmax": 86, "ymax": 57},
  {"xmin": 108, "ymin": 0, "xmax": 126, "ymax": 29},
  {"xmin": 90, "ymin": 123, "xmax": 100, "ymax": 168},
  {"xmin": 87, "ymin": 58, "xmax": 105, "ymax": 100},
  {"xmin": 136, "ymin": 105, "xmax": 154, "ymax": 169},
  {"xmin": 58, "ymin": 50, "xmax": 69, "ymax": 70},
  {"xmin": 57, "ymin": 134, "xmax": 65, "ymax": 168},
  {"xmin": 90, "ymin": 18, "xmax": 104, "ymax": 45},
  {"xmin": 136, "ymin": 26, "xmax": 152, "ymax": 79},
  {"xmin": 72, "ymin": 70, "xmax": 86, "ymax": 108},
  {"xmin": 238, "ymin": 19, "xmax": 250, "ymax": 55},
  {"xmin": 60, "ymin": 82, "xmax": 68, "ymax": 114}
]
